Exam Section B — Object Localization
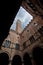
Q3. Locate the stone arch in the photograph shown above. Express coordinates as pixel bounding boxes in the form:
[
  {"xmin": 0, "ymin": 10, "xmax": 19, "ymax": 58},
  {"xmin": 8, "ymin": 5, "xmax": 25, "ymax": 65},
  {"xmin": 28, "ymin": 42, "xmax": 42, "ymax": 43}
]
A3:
[
  {"xmin": 23, "ymin": 52, "xmax": 32, "ymax": 65},
  {"xmin": 0, "ymin": 50, "xmax": 10, "ymax": 59},
  {"xmin": 32, "ymin": 47, "xmax": 43, "ymax": 65},
  {"xmin": 0, "ymin": 52, "xmax": 9, "ymax": 65},
  {"xmin": 12, "ymin": 55, "xmax": 22, "ymax": 65}
]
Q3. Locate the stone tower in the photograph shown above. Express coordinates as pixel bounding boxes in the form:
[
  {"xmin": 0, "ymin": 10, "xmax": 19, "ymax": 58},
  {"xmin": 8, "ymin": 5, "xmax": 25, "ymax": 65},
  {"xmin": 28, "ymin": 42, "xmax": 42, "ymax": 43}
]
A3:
[{"xmin": 16, "ymin": 19, "xmax": 22, "ymax": 34}]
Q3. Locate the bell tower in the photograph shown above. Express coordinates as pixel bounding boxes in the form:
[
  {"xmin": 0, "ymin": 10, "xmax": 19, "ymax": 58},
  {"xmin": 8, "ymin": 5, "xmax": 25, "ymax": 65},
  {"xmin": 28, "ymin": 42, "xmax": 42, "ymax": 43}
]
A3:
[{"xmin": 16, "ymin": 19, "xmax": 22, "ymax": 34}]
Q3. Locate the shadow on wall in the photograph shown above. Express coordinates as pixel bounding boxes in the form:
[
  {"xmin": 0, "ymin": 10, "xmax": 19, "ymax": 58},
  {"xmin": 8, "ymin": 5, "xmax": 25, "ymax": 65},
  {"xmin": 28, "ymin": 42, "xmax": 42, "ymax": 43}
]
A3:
[
  {"xmin": 32, "ymin": 47, "xmax": 43, "ymax": 65},
  {"xmin": 23, "ymin": 53, "xmax": 32, "ymax": 65}
]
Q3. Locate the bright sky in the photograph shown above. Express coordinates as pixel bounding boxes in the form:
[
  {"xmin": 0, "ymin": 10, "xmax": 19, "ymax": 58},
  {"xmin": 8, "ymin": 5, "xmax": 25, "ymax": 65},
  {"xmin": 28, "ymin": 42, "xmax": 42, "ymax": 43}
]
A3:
[{"xmin": 10, "ymin": 6, "xmax": 33, "ymax": 30}]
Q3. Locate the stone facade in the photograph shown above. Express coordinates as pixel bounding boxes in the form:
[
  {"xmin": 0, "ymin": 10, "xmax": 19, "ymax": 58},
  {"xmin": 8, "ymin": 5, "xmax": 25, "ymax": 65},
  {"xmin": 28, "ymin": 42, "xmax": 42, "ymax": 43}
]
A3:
[{"xmin": 0, "ymin": 15, "xmax": 43, "ymax": 65}]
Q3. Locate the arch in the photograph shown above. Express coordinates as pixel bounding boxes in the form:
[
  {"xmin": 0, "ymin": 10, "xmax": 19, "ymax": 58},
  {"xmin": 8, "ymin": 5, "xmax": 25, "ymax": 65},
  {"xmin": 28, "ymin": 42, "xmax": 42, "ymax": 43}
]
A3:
[
  {"xmin": 0, "ymin": 52, "xmax": 9, "ymax": 65},
  {"xmin": 23, "ymin": 52, "xmax": 32, "ymax": 65},
  {"xmin": 12, "ymin": 55, "xmax": 22, "ymax": 65},
  {"xmin": 32, "ymin": 47, "xmax": 43, "ymax": 65},
  {"xmin": 0, "ymin": 50, "xmax": 11, "ymax": 59}
]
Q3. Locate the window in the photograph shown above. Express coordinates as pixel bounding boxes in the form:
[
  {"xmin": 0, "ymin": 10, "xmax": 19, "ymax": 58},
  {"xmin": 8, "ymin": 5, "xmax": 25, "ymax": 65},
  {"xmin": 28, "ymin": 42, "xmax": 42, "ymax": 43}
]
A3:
[
  {"xmin": 15, "ymin": 44, "xmax": 20, "ymax": 50},
  {"xmin": 34, "ymin": 23, "xmax": 38, "ymax": 26},
  {"xmin": 34, "ymin": 32, "xmax": 40, "ymax": 40},
  {"xmin": 29, "ymin": 35, "xmax": 35, "ymax": 43},
  {"xmin": 34, "ymin": 22, "xmax": 41, "ymax": 29},
  {"xmin": 38, "ymin": 26, "xmax": 43, "ymax": 35},
  {"xmin": 23, "ymin": 42, "xmax": 26, "ymax": 49},
  {"xmin": 17, "ymin": 37, "xmax": 19, "ymax": 38},
  {"xmin": 27, "ymin": 30, "xmax": 31, "ymax": 38},
  {"xmin": 4, "ymin": 40, "xmax": 11, "ymax": 48},
  {"xmin": 27, "ymin": 30, "xmax": 29, "ymax": 32}
]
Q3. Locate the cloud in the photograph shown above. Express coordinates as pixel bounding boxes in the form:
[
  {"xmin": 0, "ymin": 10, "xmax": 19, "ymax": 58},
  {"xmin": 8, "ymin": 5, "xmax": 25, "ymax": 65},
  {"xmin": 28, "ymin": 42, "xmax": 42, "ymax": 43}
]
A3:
[{"xmin": 10, "ymin": 6, "xmax": 33, "ymax": 30}]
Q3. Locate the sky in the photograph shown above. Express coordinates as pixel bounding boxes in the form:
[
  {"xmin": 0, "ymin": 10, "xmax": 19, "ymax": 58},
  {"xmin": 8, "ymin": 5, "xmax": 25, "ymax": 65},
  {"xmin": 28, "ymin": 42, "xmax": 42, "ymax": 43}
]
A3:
[{"xmin": 10, "ymin": 6, "xmax": 33, "ymax": 30}]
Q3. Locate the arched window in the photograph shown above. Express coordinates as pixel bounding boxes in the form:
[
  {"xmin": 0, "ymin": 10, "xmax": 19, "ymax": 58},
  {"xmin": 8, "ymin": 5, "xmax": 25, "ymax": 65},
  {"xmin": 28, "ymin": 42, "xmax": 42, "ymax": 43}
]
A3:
[{"xmin": 4, "ymin": 40, "xmax": 11, "ymax": 48}]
